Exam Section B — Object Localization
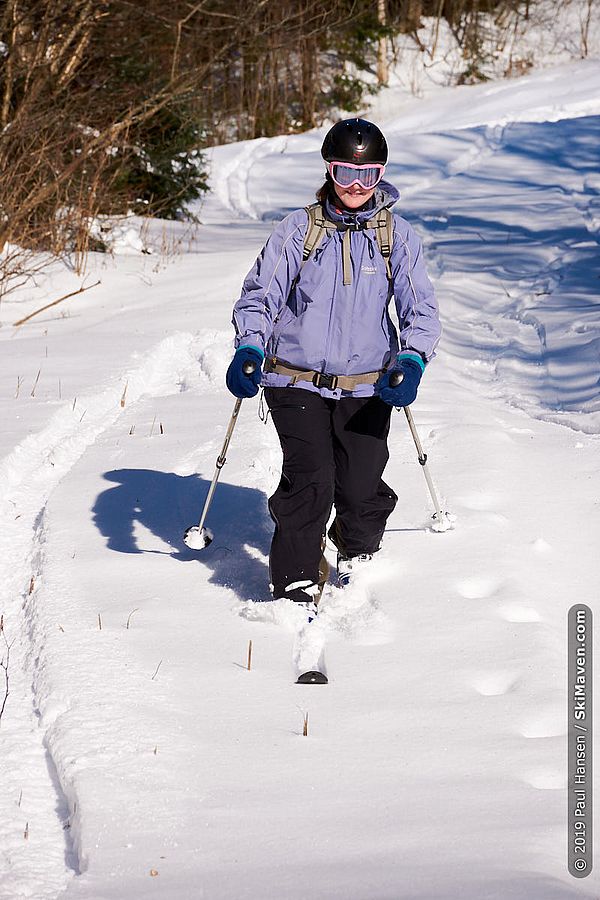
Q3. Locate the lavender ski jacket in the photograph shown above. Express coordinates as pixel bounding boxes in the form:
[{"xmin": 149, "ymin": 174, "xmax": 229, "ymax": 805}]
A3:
[{"xmin": 232, "ymin": 181, "xmax": 441, "ymax": 398}]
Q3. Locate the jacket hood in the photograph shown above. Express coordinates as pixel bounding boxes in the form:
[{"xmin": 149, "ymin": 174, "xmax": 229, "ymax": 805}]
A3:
[{"xmin": 324, "ymin": 179, "xmax": 399, "ymax": 225}]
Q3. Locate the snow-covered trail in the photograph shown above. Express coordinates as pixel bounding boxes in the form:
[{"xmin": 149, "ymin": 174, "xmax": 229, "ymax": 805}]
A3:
[
  {"xmin": 0, "ymin": 331, "xmax": 219, "ymax": 898},
  {"xmin": 24, "ymin": 334, "xmax": 600, "ymax": 900},
  {"xmin": 0, "ymin": 59, "xmax": 599, "ymax": 899}
]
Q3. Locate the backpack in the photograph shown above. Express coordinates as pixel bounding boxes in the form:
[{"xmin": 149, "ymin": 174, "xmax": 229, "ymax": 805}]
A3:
[{"xmin": 301, "ymin": 201, "xmax": 394, "ymax": 286}]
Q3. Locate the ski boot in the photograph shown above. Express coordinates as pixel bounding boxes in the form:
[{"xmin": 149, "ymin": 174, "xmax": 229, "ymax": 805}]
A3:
[{"xmin": 337, "ymin": 553, "xmax": 373, "ymax": 588}]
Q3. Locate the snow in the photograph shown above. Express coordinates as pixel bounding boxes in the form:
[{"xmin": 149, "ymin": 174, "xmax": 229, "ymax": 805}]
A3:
[
  {"xmin": 364, "ymin": 0, "xmax": 600, "ymax": 103},
  {"xmin": 1, "ymin": 57, "xmax": 600, "ymax": 899},
  {"xmin": 182, "ymin": 524, "xmax": 214, "ymax": 550}
]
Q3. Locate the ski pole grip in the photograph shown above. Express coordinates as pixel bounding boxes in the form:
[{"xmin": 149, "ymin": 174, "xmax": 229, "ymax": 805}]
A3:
[
  {"xmin": 242, "ymin": 360, "xmax": 257, "ymax": 376},
  {"xmin": 389, "ymin": 371, "xmax": 404, "ymax": 388}
]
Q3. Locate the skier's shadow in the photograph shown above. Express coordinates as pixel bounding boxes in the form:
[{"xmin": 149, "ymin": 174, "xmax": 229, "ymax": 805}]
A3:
[{"xmin": 92, "ymin": 469, "xmax": 272, "ymax": 601}]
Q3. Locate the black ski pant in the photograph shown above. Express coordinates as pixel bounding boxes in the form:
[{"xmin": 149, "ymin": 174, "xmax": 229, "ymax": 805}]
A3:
[{"xmin": 264, "ymin": 387, "xmax": 397, "ymax": 599}]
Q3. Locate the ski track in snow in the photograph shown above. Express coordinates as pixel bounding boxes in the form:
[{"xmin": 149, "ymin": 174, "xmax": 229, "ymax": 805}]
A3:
[
  {"xmin": 402, "ymin": 115, "xmax": 600, "ymax": 433},
  {"xmin": 0, "ymin": 331, "xmax": 213, "ymax": 895},
  {"xmin": 211, "ymin": 136, "xmax": 288, "ymax": 221}
]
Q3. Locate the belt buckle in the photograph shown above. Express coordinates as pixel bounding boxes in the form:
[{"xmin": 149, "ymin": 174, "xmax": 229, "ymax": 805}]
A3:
[{"xmin": 313, "ymin": 371, "xmax": 338, "ymax": 390}]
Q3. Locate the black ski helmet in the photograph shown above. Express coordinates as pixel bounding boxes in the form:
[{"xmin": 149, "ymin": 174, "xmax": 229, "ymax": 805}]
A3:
[{"xmin": 321, "ymin": 118, "xmax": 388, "ymax": 166}]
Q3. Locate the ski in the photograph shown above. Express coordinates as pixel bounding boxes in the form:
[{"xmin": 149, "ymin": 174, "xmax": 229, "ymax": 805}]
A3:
[
  {"xmin": 296, "ymin": 669, "xmax": 328, "ymax": 684},
  {"xmin": 293, "ymin": 599, "xmax": 328, "ymax": 684}
]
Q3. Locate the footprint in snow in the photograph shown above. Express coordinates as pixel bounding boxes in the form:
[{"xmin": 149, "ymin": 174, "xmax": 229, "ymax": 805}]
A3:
[
  {"xmin": 530, "ymin": 537, "xmax": 552, "ymax": 554},
  {"xmin": 519, "ymin": 708, "xmax": 565, "ymax": 739},
  {"xmin": 521, "ymin": 769, "xmax": 565, "ymax": 790},
  {"xmin": 497, "ymin": 603, "xmax": 541, "ymax": 623},
  {"xmin": 455, "ymin": 575, "xmax": 503, "ymax": 600},
  {"xmin": 469, "ymin": 669, "xmax": 520, "ymax": 696}
]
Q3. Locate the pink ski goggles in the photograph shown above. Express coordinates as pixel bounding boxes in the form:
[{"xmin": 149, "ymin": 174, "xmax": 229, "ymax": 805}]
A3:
[{"xmin": 328, "ymin": 160, "xmax": 385, "ymax": 190}]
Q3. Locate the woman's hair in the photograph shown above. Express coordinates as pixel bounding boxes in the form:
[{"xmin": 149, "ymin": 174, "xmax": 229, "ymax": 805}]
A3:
[
  {"xmin": 316, "ymin": 173, "xmax": 333, "ymax": 203},
  {"xmin": 316, "ymin": 181, "xmax": 329, "ymax": 203}
]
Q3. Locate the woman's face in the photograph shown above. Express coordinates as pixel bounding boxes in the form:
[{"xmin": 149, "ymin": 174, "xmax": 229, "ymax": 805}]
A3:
[{"xmin": 333, "ymin": 182, "xmax": 377, "ymax": 210}]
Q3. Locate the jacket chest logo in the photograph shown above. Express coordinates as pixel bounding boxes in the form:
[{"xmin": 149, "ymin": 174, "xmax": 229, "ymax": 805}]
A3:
[{"xmin": 361, "ymin": 265, "xmax": 377, "ymax": 275}]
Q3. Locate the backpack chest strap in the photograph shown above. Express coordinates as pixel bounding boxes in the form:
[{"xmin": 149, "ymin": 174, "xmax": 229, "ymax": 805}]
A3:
[{"xmin": 302, "ymin": 202, "xmax": 394, "ymax": 285}]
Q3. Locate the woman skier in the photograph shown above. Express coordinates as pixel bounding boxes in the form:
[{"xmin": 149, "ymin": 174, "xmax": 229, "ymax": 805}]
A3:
[{"xmin": 226, "ymin": 118, "xmax": 441, "ymax": 613}]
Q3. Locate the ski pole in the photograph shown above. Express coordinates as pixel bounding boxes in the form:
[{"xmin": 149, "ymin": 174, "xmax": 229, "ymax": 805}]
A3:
[
  {"xmin": 183, "ymin": 360, "xmax": 257, "ymax": 550},
  {"xmin": 389, "ymin": 371, "xmax": 449, "ymax": 529}
]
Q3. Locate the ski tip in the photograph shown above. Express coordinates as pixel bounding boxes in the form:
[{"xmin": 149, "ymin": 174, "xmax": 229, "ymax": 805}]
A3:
[{"xmin": 296, "ymin": 670, "xmax": 328, "ymax": 685}]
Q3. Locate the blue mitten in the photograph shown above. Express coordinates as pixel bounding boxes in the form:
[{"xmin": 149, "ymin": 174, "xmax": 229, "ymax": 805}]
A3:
[
  {"xmin": 377, "ymin": 354, "xmax": 424, "ymax": 407},
  {"xmin": 226, "ymin": 346, "xmax": 263, "ymax": 398}
]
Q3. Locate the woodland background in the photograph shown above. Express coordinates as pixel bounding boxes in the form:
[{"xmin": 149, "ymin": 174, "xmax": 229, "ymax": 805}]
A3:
[{"xmin": 0, "ymin": 0, "xmax": 596, "ymax": 290}]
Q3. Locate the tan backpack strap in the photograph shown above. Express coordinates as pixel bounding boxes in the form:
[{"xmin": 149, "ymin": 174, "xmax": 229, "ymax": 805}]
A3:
[
  {"xmin": 342, "ymin": 227, "xmax": 352, "ymax": 286},
  {"xmin": 302, "ymin": 202, "xmax": 330, "ymax": 264},
  {"xmin": 373, "ymin": 208, "xmax": 394, "ymax": 280},
  {"xmin": 303, "ymin": 203, "xmax": 393, "ymax": 287}
]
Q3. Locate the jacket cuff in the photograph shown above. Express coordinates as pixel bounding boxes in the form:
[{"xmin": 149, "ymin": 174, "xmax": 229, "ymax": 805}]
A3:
[
  {"xmin": 397, "ymin": 350, "xmax": 426, "ymax": 373},
  {"xmin": 236, "ymin": 342, "xmax": 265, "ymax": 360}
]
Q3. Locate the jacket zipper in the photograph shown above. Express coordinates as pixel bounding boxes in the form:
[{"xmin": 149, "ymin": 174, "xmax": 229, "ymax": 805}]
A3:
[{"xmin": 271, "ymin": 306, "xmax": 288, "ymax": 356}]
